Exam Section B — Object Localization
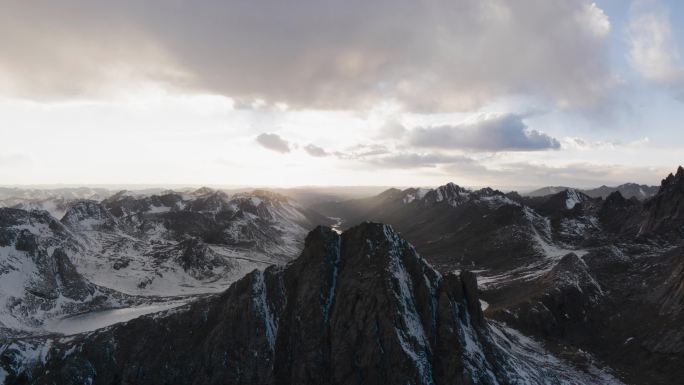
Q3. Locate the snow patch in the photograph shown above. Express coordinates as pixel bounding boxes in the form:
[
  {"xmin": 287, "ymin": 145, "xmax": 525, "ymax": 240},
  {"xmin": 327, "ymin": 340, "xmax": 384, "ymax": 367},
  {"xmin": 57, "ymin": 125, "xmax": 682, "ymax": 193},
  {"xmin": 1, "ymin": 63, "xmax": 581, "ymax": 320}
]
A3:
[{"xmin": 565, "ymin": 189, "xmax": 584, "ymax": 209}]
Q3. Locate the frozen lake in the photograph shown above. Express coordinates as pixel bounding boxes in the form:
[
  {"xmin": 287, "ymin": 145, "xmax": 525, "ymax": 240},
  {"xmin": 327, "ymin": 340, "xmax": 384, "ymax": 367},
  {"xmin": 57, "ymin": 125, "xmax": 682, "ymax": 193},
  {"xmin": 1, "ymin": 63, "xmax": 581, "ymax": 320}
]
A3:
[{"xmin": 44, "ymin": 301, "xmax": 187, "ymax": 335}]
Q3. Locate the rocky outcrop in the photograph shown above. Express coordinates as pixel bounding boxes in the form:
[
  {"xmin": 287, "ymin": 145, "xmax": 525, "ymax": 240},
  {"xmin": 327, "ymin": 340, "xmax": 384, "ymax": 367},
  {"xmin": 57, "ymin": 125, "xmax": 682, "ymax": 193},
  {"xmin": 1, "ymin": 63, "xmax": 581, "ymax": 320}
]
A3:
[
  {"xmin": 146, "ymin": 237, "xmax": 227, "ymax": 280},
  {"xmin": 598, "ymin": 191, "xmax": 642, "ymax": 235},
  {"xmin": 524, "ymin": 189, "xmax": 593, "ymax": 214},
  {"xmin": 639, "ymin": 166, "xmax": 684, "ymax": 239},
  {"xmin": 61, "ymin": 200, "xmax": 119, "ymax": 232},
  {"xmin": 489, "ymin": 253, "xmax": 603, "ymax": 341},
  {"xmin": 422, "ymin": 182, "xmax": 471, "ymax": 206}
]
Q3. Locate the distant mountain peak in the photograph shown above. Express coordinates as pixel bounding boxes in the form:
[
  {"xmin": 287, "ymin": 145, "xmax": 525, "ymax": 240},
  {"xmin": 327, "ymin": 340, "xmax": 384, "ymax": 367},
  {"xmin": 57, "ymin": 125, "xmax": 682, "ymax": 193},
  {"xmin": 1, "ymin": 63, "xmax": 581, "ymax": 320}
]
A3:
[
  {"xmin": 528, "ymin": 183, "xmax": 658, "ymax": 200},
  {"xmin": 191, "ymin": 186, "xmax": 215, "ymax": 196},
  {"xmin": 564, "ymin": 188, "xmax": 588, "ymax": 209},
  {"xmin": 242, "ymin": 189, "xmax": 291, "ymax": 203}
]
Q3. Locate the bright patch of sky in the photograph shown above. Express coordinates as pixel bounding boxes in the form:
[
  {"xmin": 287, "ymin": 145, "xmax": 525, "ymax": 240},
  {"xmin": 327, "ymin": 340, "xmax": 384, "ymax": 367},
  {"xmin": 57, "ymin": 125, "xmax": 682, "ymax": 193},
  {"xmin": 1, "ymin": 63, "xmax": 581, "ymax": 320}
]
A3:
[{"xmin": 0, "ymin": 0, "xmax": 682, "ymax": 190}]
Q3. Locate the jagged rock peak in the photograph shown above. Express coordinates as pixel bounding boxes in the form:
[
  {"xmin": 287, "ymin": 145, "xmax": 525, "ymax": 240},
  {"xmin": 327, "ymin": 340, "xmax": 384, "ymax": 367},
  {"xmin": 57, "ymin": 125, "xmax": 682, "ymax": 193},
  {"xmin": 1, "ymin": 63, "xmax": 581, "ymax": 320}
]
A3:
[
  {"xmin": 603, "ymin": 190, "xmax": 639, "ymax": 209},
  {"xmin": 436, "ymin": 182, "xmax": 469, "ymax": 195},
  {"xmin": 640, "ymin": 166, "xmax": 684, "ymax": 237},
  {"xmin": 421, "ymin": 182, "xmax": 470, "ymax": 205},
  {"xmin": 605, "ymin": 190, "xmax": 626, "ymax": 203},
  {"xmin": 660, "ymin": 165, "xmax": 684, "ymax": 189},
  {"xmin": 563, "ymin": 188, "xmax": 589, "ymax": 209},
  {"xmin": 474, "ymin": 187, "xmax": 497, "ymax": 196},
  {"xmin": 298, "ymin": 222, "xmax": 485, "ymax": 328}
]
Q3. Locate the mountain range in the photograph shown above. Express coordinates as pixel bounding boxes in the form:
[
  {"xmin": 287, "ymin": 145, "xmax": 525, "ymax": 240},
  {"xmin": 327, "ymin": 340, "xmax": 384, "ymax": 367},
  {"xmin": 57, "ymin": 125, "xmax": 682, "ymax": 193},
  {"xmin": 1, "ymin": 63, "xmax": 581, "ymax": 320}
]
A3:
[
  {"xmin": 0, "ymin": 188, "xmax": 329, "ymax": 339},
  {"xmin": 1, "ymin": 168, "xmax": 684, "ymax": 384},
  {"xmin": 526, "ymin": 183, "xmax": 660, "ymax": 200}
]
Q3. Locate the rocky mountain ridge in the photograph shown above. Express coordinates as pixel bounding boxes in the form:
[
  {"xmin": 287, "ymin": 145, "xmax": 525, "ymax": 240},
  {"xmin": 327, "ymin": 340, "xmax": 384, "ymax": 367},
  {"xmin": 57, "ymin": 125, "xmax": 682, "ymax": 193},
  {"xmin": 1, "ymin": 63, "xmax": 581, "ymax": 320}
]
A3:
[
  {"xmin": 526, "ymin": 183, "xmax": 659, "ymax": 200},
  {"xmin": 0, "ymin": 188, "xmax": 330, "ymax": 337},
  {"xmin": 314, "ymin": 167, "xmax": 684, "ymax": 384},
  {"xmin": 0, "ymin": 223, "xmax": 622, "ymax": 384},
  {"xmin": 1, "ymin": 169, "xmax": 683, "ymax": 384}
]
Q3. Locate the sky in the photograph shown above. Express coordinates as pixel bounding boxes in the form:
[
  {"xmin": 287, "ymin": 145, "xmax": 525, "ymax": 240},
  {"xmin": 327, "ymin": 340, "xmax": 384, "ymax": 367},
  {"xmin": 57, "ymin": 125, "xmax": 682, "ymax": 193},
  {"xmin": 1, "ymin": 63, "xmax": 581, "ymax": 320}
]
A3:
[{"xmin": 1, "ymin": 0, "xmax": 683, "ymax": 190}]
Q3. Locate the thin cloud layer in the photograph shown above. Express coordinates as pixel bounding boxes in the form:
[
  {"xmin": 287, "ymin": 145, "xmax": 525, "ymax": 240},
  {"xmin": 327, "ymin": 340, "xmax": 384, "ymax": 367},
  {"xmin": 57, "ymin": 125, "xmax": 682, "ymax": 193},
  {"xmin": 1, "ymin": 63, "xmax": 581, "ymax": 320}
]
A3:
[
  {"xmin": 367, "ymin": 153, "xmax": 479, "ymax": 169},
  {"xmin": 1, "ymin": 0, "xmax": 612, "ymax": 110},
  {"xmin": 442, "ymin": 161, "xmax": 671, "ymax": 189},
  {"xmin": 409, "ymin": 114, "xmax": 560, "ymax": 152},
  {"xmin": 256, "ymin": 133, "xmax": 291, "ymax": 153}
]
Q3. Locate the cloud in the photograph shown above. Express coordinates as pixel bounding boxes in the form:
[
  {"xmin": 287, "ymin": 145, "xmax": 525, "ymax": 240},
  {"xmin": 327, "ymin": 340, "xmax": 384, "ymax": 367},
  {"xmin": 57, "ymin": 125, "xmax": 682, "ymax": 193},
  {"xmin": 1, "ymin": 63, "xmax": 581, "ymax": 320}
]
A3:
[
  {"xmin": 334, "ymin": 144, "xmax": 391, "ymax": 159},
  {"xmin": 376, "ymin": 121, "xmax": 407, "ymax": 139},
  {"xmin": 561, "ymin": 136, "xmax": 651, "ymax": 150},
  {"xmin": 255, "ymin": 133, "xmax": 291, "ymax": 153},
  {"xmin": 628, "ymin": 2, "xmax": 684, "ymax": 96},
  {"xmin": 0, "ymin": 0, "xmax": 613, "ymax": 110},
  {"xmin": 304, "ymin": 144, "xmax": 328, "ymax": 157},
  {"xmin": 317, "ymin": 141, "xmax": 473, "ymax": 169},
  {"xmin": 409, "ymin": 114, "xmax": 560, "ymax": 152},
  {"xmin": 628, "ymin": 5, "xmax": 681, "ymax": 83}
]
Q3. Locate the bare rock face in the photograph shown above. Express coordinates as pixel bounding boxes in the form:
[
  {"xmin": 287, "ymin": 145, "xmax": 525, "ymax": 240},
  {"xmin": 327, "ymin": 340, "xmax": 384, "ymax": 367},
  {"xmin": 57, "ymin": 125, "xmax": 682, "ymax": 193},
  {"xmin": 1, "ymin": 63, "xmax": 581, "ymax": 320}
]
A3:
[
  {"xmin": 146, "ymin": 236, "xmax": 228, "ymax": 280},
  {"xmin": 598, "ymin": 191, "xmax": 642, "ymax": 235},
  {"xmin": 61, "ymin": 200, "xmax": 119, "ymax": 232},
  {"xmin": 52, "ymin": 248, "xmax": 92, "ymax": 301},
  {"xmin": 0, "ymin": 223, "xmax": 504, "ymax": 385},
  {"xmin": 639, "ymin": 166, "xmax": 684, "ymax": 239},
  {"xmin": 489, "ymin": 253, "xmax": 604, "ymax": 342}
]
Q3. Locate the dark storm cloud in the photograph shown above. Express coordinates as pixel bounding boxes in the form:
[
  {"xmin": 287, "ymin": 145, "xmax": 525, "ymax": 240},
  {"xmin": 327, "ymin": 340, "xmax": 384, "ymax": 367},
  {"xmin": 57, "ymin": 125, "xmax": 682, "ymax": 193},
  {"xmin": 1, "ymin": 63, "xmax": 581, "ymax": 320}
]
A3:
[
  {"xmin": 0, "ymin": 0, "xmax": 612, "ymax": 110},
  {"xmin": 409, "ymin": 114, "xmax": 560, "ymax": 152}
]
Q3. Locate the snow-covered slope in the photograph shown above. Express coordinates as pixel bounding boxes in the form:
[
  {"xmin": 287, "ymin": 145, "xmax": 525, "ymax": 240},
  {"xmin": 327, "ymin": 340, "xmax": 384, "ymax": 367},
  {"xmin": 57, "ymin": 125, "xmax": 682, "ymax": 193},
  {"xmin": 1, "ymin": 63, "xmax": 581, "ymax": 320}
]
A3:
[
  {"xmin": 62, "ymin": 188, "xmax": 324, "ymax": 296},
  {"xmin": 0, "ymin": 209, "xmax": 142, "ymax": 337},
  {"xmin": 0, "ymin": 188, "xmax": 327, "ymax": 337}
]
